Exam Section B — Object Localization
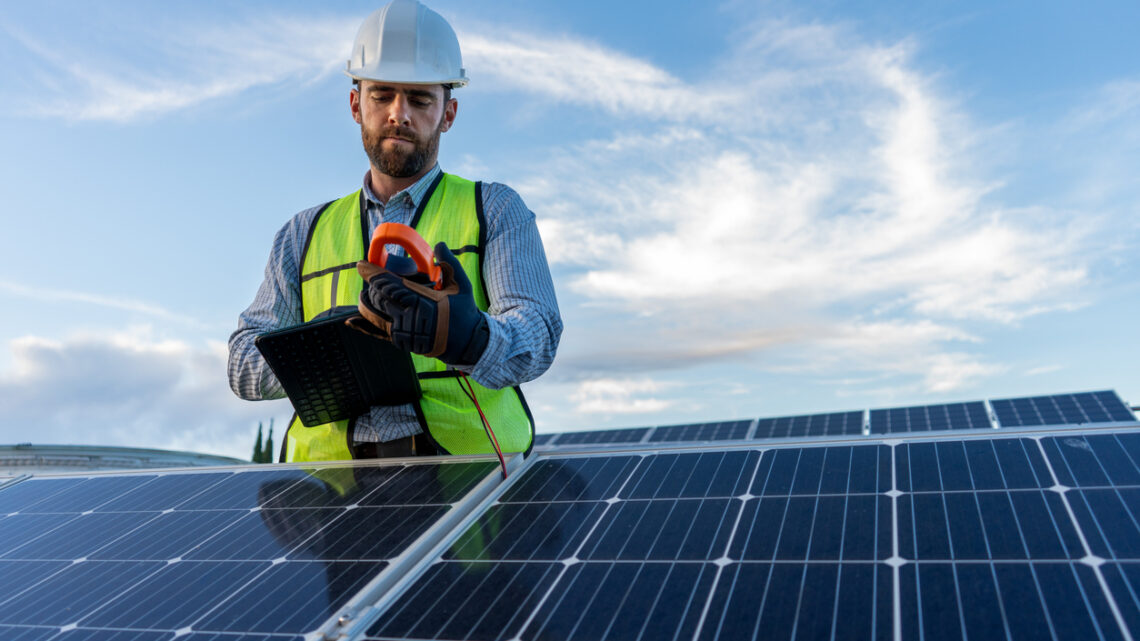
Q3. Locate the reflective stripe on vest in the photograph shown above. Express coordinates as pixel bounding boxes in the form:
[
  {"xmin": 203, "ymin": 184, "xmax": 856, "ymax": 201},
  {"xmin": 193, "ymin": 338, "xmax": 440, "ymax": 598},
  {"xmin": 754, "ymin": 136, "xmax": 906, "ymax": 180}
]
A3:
[{"xmin": 282, "ymin": 173, "xmax": 535, "ymax": 463}]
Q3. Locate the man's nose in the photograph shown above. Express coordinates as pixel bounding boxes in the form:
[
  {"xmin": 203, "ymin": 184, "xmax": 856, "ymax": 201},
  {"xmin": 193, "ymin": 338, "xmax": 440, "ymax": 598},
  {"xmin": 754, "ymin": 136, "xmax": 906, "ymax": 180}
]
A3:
[{"xmin": 387, "ymin": 94, "xmax": 411, "ymax": 126}]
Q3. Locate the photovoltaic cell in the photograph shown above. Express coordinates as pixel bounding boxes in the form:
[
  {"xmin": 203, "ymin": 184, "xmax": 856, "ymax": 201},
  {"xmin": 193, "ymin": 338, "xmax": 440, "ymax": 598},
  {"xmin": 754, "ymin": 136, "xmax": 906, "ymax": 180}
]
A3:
[
  {"xmin": 548, "ymin": 427, "xmax": 649, "ymax": 446},
  {"xmin": 0, "ymin": 626, "xmax": 59, "ymax": 641},
  {"xmin": 752, "ymin": 410, "xmax": 865, "ymax": 439},
  {"xmin": 869, "ymin": 401, "xmax": 991, "ymax": 433},
  {"xmin": 0, "ymin": 460, "xmax": 497, "ymax": 640},
  {"xmin": 991, "ymin": 390, "xmax": 1136, "ymax": 427},
  {"xmin": 364, "ymin": 428, "xmax": 1140, "ymax": 641},
  {"xmin": 367, "ymin": 450, "xmax": 754, "ymax": 641},
  {"xmin": 647, "ymin": 420, "xmax": 751, "ymax": 443},
  {"xmin": 536, "ymin": 390, "xmax": 1135, "ymax": 449},
  {"xmin": 5, "ymin": 391, "xmax": 1139, "ymax": 641}
]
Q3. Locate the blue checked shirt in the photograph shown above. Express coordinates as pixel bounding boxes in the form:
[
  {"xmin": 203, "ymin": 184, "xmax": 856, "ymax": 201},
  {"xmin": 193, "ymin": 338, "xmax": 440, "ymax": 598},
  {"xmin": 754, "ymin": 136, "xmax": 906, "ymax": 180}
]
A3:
[{"xmin": 227, "ymin": 165, "xmax": 562, "ymax": 443}]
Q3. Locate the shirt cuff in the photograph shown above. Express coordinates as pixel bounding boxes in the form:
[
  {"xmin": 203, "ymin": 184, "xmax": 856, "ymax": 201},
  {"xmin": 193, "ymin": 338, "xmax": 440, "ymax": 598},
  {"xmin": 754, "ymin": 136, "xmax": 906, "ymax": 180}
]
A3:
[{"xmin": 465, "ymin": 312, "xmax": 510, "ymax": 389}]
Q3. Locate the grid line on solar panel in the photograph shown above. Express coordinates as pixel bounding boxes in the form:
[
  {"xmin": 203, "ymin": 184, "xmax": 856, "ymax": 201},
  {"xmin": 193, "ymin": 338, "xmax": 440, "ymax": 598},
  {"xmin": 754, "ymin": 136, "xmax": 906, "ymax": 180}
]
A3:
[
  {"xmin": 367, "ymin": 451, "xmax": 751, "ymax": 640},
  {"xmin": 752, "ymin": 410, "xmax": 865, "ymax": 439},
  {"xmin": 991, "ymin": 390, "xmax": 1137, "ymax": 428},
  {"xmin": 900, "ymin": 561, "xmax": 1126, "ymax": 641},
  {"xmin": 1041, "ymin": 433, "xmax": 1140, "ymax": 488},
  {"xmin": 869, "ymin": 401, "xmax": 992, "ymax": 434},
  {"xmin": 647, "ymin": 420, "xmax": 752, "ymax": 443},
  {"xmin": 1027, "ymin": 435, "xmax": 1136, "ymax": 638},
  {"xmin": 0, "ymin": 460, "xmax": 498, "ymax": 640},
  {"xmin": 548, "ymin": 427, "xmax": 650, "ymax": 447},
  {"xmin": 364, "ymin": 431, "xmax": 1140, "ymax": 641},
  {"xmin": 0, "ymin": 626, "xmax": 58, "ymax": 641}
]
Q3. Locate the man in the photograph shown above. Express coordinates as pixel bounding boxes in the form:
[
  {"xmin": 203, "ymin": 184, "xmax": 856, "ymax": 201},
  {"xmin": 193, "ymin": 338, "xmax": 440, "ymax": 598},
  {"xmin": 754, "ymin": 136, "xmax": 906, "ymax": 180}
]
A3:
[{"xmin": 227, "ymin": 0, "xmax": 562, "ymax": 463}]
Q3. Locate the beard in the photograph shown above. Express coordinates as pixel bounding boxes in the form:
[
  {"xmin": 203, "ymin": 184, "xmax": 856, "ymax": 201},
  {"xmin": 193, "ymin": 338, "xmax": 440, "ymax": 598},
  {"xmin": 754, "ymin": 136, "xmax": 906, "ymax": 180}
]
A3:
[{"xmin": 361, "ymin": 120, "xmax": 443, "ymax": 178}]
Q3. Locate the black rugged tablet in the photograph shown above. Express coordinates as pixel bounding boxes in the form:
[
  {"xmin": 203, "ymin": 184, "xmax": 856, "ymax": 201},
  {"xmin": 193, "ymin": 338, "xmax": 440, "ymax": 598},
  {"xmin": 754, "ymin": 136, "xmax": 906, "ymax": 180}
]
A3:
[{"xmin": 254, "ymin": 311, "xmax": 421, "ymax": 427}]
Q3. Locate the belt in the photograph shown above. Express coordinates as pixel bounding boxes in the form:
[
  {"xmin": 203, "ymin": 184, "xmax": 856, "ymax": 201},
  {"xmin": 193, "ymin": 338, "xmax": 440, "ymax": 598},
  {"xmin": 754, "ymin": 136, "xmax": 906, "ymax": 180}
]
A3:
[{"xmin": 351, "ymin": 433, "xmax": 435, "ymax": 459}]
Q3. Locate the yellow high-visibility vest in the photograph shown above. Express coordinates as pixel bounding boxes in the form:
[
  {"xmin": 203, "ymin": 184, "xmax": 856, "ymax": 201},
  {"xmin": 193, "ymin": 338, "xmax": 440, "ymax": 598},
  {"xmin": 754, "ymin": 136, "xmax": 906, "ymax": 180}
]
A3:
[{"xmin": 281, "ymin": 173, "xmax": 534, "ymax": 462}]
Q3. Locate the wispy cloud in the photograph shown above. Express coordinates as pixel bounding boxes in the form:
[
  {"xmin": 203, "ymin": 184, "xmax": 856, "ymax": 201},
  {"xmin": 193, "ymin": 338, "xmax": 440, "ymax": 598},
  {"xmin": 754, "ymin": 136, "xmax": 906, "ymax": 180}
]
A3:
[
  {"xmin": 1067, "ymin": 79, "xmax": 1140, "ymax": 132},
  {"xmin": 470, "ymin": 18, "xmax": 1102, "ymax": 394},
  {"xmin": 4, "ymin": 13, "xmax": 355, "ymax": 121},
  {"xmin": 569, "ymin": 378, "xmax": 675, "ymax": 415},
  {"xmin": 461, "ymin": 30, "xmax": 740, "ymax": 120},
  {"xmin": 2, "ymin": 7, "xmax": 1125, "ymax": 431},
  {"xmin": 0, "ymin": 280, "xmax": 202, "ymax": 326}
]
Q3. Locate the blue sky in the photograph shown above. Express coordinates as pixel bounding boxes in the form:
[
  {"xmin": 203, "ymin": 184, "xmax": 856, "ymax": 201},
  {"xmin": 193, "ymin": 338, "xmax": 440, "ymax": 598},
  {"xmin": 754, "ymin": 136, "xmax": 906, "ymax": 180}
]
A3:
[{"xmin": 1, "ymin": 0, "xmax": 1137, "ymax": 459}]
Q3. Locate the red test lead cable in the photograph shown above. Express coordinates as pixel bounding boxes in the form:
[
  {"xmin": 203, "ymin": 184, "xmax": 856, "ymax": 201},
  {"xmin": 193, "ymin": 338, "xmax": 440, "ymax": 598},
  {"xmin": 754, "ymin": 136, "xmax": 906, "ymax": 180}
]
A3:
[{"xmin": 457, "ymin": 373, "xmax": 508, "ymax": 479}]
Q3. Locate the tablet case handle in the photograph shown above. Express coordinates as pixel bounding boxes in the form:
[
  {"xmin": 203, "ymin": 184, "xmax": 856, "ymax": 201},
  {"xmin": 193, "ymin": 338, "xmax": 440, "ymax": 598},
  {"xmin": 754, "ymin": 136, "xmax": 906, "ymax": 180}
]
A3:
[{"xmin": 367, "ymin": 223, "xmax": 444, "ymax": 290}]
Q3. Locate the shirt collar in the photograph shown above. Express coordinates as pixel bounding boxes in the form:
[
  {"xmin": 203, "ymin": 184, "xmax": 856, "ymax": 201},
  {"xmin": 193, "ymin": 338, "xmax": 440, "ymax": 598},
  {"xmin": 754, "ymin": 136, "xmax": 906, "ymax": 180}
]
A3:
[{"xmin": 361, "ymin": 164, "xmax": 443, "ymax": 209}]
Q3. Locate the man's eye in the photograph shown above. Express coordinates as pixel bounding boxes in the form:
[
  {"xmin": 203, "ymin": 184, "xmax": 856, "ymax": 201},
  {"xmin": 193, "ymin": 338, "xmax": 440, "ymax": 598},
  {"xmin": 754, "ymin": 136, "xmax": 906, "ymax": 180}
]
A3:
[{"xmin": 411, "ymin": 99, "xmax": 431, "ymax": 107}]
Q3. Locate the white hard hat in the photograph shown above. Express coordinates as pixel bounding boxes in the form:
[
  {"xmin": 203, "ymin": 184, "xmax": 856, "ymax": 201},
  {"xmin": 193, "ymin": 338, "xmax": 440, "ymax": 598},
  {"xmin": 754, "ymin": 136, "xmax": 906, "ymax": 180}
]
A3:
[{"xmin": 345, "ymin": 0, "xmax": 468, "ymax": 88}]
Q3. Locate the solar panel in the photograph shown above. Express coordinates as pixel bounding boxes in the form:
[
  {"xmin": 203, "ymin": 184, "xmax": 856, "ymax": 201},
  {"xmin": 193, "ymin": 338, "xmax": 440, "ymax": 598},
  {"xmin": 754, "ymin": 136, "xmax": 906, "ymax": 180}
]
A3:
[
  {"xmin": 648, "ymin": 420, "xmax": 752, "ymax": 443},
  {"xmin": 537, "ymin": 390, "xmax": 1136, "ymax": 447},
  {"xmin": 992, "ymin": 390, "xmax": 1136, "ymax": 427},
  {"xmin": 752, "ymin": 410, "xmax": 865, "ymax": 439},
  {"xmin": 4, "ymin": 390, "xmax": 1138, "ymax": 641},
  {"xmin": 358, "ymin": 428, "xmax": 1140, "ymax": 641},
  {"xmin": 547, "ymin": 427, "xmax": 649, "ymax": 446},
  {"xmin": 869, "ymin": 400, "xmax": 992, "ymax": 433},
  {"xmin": 0, "ymin": 460, "xmax": 498, "ymax": 640}
]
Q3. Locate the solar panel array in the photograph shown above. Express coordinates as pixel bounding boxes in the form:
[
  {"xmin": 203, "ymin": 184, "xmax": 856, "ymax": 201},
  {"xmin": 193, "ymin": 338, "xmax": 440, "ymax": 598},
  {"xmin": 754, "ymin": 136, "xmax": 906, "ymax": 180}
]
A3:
[
  {"xmin": 0, "ymin": 460, "xmax": 497, "ymax": 640},
  {"xmin": 365, "ymin": 431, "xmax": 1140, "ymax": 641},
  {"xmin": 536, "ymin": 389, "xmax": 1136, "ymax": 447},
  {"xmin": 0, "ymin": 389, "xmax": 1137, "ymax": 641}
]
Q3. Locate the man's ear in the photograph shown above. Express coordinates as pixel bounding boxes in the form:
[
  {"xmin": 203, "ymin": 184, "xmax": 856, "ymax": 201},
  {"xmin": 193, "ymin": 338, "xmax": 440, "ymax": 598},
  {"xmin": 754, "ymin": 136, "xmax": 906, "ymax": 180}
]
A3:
[
  {"xmin": 439, "ymin": 98, "xmax": 457, "ymax": 133},
  {"xmin": 350, "ymin": 88, "xmax": 362, "ymax": 124}
]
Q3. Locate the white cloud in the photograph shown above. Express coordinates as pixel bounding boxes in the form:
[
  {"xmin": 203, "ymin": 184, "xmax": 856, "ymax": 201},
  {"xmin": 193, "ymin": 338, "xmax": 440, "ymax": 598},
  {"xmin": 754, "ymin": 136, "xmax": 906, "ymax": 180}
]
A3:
[
  {"xmin": 570, "ymin": 378, "xmax": 675, "ymax": 415},
  {"xmin": 3, "ymin": 8, "xmax": 1124, "ymax": 427},
  {"xmin": 0, "ymin": 280, "xmax": 198, "ymax": 326},
  {"xmin": 461, "ymin": 31, "xmax": 739, "ymax": 120},
  {"xmin": 486, "ymin": 18, "xmax": 1100, "ymax": 395},
  {"xmin": 5, "ymin": 14, "xmax": 355, "ymax": 122},
  {"xmin": 1067, "ymin": 79, "xmax": 1140, "ymax": 132},
  {"xmin": 805, "ymin": 320, "xmax": 1004, "ymax": 393},
  {"xmin": 0, "ymin": 327, "xmax": 291, "ymax": 460}
]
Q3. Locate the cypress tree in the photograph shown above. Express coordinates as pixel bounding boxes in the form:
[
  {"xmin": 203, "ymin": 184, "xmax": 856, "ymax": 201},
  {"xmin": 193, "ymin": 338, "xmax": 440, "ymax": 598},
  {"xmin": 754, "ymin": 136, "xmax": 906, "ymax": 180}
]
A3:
[
  {"xmin": 264, "ymin": 419, "xmax": 275, "ymax": 464},
  {"xmin": 252, "ymin": 422, "xmax": 264, "ymax": 463}
]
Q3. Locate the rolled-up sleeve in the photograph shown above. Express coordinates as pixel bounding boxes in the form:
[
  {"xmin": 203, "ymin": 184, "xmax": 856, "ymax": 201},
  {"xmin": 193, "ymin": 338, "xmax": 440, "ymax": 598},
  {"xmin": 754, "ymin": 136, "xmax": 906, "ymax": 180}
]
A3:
[{"xmin": 466, "ymin": 183, "xmax": 563, "ymax": 389}]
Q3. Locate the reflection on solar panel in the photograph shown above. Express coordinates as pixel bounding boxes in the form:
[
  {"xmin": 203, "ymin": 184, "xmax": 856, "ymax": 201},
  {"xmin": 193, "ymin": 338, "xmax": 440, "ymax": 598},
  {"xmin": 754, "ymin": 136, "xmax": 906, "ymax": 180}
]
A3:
[
  {"xmin": 2, "ymin": 389, "xmax": 1137, "ymax": 641},
  {"xmin": 992, "ymin": 390, "xmax": 1136, "ymax": 427},
  {"xmin": 0, "ymin": 461, "xmax": 497, "ymax": 640}
]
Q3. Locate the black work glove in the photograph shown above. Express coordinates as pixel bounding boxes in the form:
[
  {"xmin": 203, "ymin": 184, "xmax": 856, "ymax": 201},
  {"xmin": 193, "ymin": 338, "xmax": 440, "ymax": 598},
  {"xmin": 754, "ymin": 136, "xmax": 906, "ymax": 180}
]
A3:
[{"xmin": 353, "ymin": 242, "xmax": 490, "ymax": 367}]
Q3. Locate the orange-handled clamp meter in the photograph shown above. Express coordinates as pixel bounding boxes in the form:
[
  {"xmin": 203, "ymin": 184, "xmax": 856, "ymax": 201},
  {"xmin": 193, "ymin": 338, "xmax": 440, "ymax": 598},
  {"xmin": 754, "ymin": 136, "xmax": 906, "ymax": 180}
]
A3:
[{"xmin": 367, "ymin": 223, "xmax": 444, "ymax": 290}]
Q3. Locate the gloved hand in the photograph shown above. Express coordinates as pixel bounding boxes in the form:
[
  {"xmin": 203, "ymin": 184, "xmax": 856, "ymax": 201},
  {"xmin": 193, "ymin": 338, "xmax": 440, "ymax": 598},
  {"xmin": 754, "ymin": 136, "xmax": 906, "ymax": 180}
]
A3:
[{"xmin": 352, "ymin": 242, "xmax": 490, "ymax": 367}]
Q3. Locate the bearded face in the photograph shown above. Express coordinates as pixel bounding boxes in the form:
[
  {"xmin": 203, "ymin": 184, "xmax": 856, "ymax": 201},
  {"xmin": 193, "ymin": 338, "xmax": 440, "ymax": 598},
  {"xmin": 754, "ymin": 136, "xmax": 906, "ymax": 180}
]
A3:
[{"xmin": 361, "ymin": 117, "xmax": 444, "ymax": 178}]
